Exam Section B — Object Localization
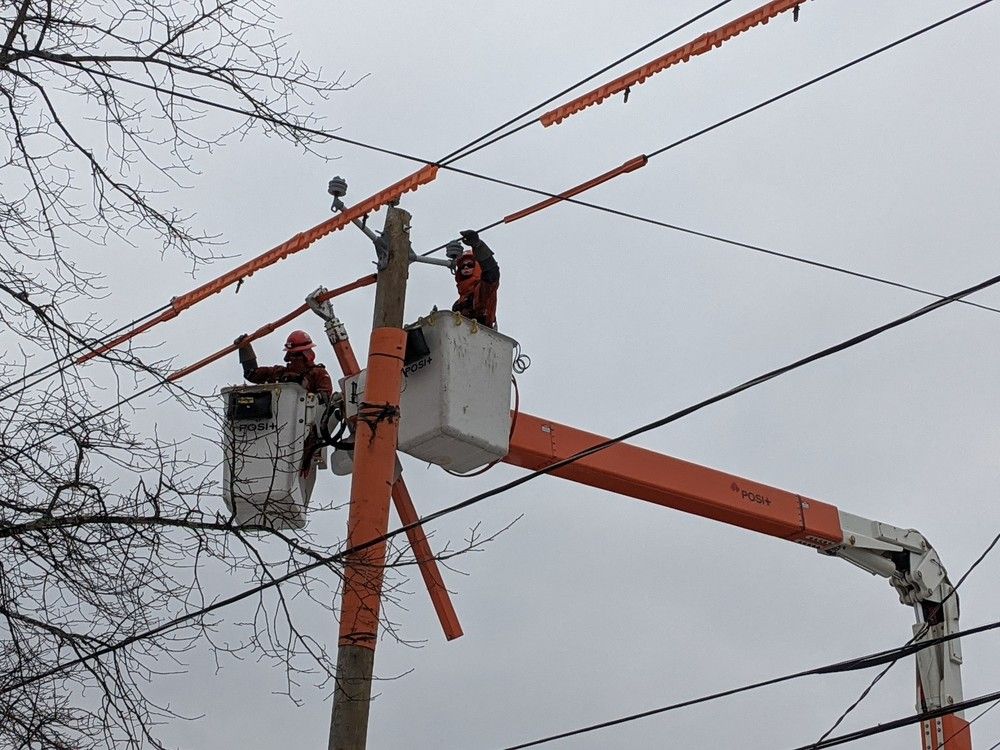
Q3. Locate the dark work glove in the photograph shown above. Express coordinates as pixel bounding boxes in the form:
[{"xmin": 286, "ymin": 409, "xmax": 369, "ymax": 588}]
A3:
[
  {"xmin": 235, "ymin": 336, "xmax": 256, "ymax": 368},
  {"xmin": 459, "ymin": 229, "xmax": 480, "ymax": 247}
]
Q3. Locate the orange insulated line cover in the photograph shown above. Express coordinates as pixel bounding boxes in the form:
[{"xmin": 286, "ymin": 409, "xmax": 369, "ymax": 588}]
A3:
[
  {"xmin": 503, "ymin": 155, "xmax": 647, "ymax": 224},
  {"xmin": 540, "ymin": 0, "xmax": 808, "ymax": 127},
  {"xmin": 167, "ymin": 274, "xmax": 377, "ymax": 382},
  {"xmin": 77, "ymin": 165, "xmax": 437, "ymax": 364}
]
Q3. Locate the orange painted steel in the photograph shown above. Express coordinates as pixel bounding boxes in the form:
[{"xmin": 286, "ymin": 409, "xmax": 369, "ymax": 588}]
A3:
[
  {"xmin": 504, "ymin": 412, "xmax": 844, "ymax": 548},
  {"xmin": 331, "ymin": 333, "xmax": 463, "ymax": 642},
  {"xmin": 540, "ymin": 0, "xmax": 808, "ymax": 127},
  {"xmin": 502, "ymin": 155, "xmax": 648, "ymax": 224},
  {"xmin": 338, "ymin": 327, "xmax": 408, "ymax": 650},
  {"xmin": 77, "ymin": 165, "xmax": 437, "ymax": 365},
  {"xmin": 332, "ymin": 340, "xmax": 361, "ymax": 378},
  {"xmin": 166, "ymin": 274, "xmax": 377, "ymax": 382},
  {"xmin": 923, "ymin": 713, "xmax": 972, "ymax": 750},
  {"xmin": 389, "ymin": 479, "xmax": 464, "ymax": 640}
]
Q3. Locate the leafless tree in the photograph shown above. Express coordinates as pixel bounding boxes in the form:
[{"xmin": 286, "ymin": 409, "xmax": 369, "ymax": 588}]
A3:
[{"xmin": 0, "ymin": 2, "xmax": 482, "ymax": 748}]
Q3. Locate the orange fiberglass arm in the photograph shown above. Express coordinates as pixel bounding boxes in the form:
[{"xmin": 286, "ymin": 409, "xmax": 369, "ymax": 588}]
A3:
[
  {"xmin": 306, "ymin": 287, "xmax": 463, "ymax": 642},
  {"xmin": 540, "ymin": 0, "xmax": 809, "ymax": 127},
  {"xmin": 77, "ymin": 166, "xmax": 437, "ymax": 365},
  {"xmin": 504, "ymin": 412, "xmax": 970, "ymax": 750}
]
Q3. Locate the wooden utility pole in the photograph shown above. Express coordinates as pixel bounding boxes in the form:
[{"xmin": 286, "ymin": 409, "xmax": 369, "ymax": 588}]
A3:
[{"xmin": 329, "ymin": 206, "xmax": 411, "ymax": 750}]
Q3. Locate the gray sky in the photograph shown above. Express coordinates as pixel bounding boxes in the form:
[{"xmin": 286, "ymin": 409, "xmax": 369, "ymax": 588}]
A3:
[{"xmin": 90, "ymin": 1, "xmax": 1000, "ymax": 747}]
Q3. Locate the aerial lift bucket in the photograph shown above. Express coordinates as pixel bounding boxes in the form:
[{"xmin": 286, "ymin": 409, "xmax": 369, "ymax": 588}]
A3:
[
  {"xmin": 339, "ymin": 310, "xmax": 517, "ymax": 473},
  {"xmin": 221, "ymin": 383, "xmax": 325, "ymax": 529}
]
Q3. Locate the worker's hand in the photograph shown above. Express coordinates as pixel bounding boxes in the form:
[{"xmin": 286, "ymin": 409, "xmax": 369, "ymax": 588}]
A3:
[
  {"xmin": 459, "ymin": 229, "xmax": 480, "ymax": 247},
  {"xmin": 233, "ymin": 334, "xmax": 248, "ymax": 347}
]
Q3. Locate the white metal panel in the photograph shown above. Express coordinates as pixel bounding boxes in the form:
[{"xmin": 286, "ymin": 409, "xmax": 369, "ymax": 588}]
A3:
[
  {"xmin": 221, "ymin": 383, "xmax": 320, "ymax": 529},
  {"xmin": 340, "ymin": 311, "xmax": 516, "ymax": 473}
]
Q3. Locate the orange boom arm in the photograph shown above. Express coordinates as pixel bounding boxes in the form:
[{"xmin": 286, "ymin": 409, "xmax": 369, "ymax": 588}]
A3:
[
  {"xmin": 505, "ymin": 412, "xmax": 842, "ymax": 547},
  {"xmin": 503, "ymin": 411, "xmax": 970, "ymax": 750}
]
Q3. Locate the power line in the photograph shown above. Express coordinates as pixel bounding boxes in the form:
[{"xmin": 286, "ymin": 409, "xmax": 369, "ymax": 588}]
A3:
[
  {"xmin": 475, "ymin": 192, "xmax": 1000, "ymax": 315},
  {"xmin": 14, "ymin": 0, "xmax": 991, "ymax": 397},
  {"xmin": 436, "ymin": 0, "xmax": 738, "ymax": 164},
  {"xmin": 7, "ymin": 262, "xmax": 1000, "ymax": 694},
  {"xmin": 5, "ymin": 2, "xmax": 999, "ymax": 483},
  {"xmin": 429, "ymin": 0, "xmax": 997, "ymax": 263},
  {"xmin": 537, "ymin": 0, "xmax": 809, "ymax": 129},
  {"xmin": 502, "ymin": 527, "xmax": 1000, "ymax": 748},
  {"xmin": 8, "ymin": 168, "xmax": 1000, "ymax": 408},
  {"xmin": 54, "ymin": 0, "xmax": 988, "ymax": 187},
  {"xmin": 497, "ymin": 619, "xmax": 1000, "ymax": 749},
  {"xmin": 786, "ymin": 688, "xmax": 1000, "ymax": 750},
  {"xmin": 646, "ymin": 0, "xmax": 995, "ymax": 159},
  {"xmin": 0, "ymin": 306, "xmax": 169, "ymax": 403},
  {"xmin": 5, "ymin": 2, "xmax": 996, "ymax": 739},
  {"xmin": 941, "ymin": 699, "xmax": 1000, "ymax": 749},
  {"xmin": 51, "ymin": 0, "xmax": 985, "ymax": 180},
  {"xmin": 814, "ymin": 527, "xmax": 1000, "ymax": 744}
]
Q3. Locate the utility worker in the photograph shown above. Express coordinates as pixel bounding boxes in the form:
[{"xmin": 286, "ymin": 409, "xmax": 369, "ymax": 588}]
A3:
[
  {"xmin": 452, "ymin": 229, "xmax": 500, "ymax": 329},
  {"xmin": 234, "ymin": 330, "xmax": 333, "ymax": 397}
]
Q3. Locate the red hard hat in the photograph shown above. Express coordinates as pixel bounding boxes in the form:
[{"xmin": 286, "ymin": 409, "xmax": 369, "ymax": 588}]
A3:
[{"xmin": 284, "ymin": 330, "xmax": 315, "ymax": 354}]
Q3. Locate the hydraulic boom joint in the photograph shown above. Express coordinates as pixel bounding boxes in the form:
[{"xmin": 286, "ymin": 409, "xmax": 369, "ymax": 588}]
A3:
[{"xmin": 826, "ymin": 513, "xmax": 967, "ymax": 749}]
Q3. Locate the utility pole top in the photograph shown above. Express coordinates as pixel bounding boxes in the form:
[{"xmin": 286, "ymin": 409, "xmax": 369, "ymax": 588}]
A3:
[
  {"xmin": 372, "ymin": 207, "xmax": 411, "ymax": 329},
  {"xmin": 329, "ymin": 204, "xmax": 412, "ymax": 750}
]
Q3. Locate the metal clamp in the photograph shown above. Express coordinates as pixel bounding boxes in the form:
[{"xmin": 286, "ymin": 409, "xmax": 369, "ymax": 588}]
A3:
[
  {"xmin": 329, "ymin": 176, "xmax": 389, "ymax": 269},
  {"xmin": 305, "ymin": 286, "xmax": 349, "ymax": 344}
]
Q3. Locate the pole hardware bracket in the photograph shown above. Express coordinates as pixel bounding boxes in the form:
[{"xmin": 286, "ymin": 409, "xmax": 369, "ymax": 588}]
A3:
[
  {"xmin": 329, "ymin": 175, "xmax": 390, "ymax": 269},
  {"xmin": 409, "ymin": 250, "xmax": 453, "ymax": 270},
  {"xmin": 328, "ymin": 175, "xmax": 454, "ymax": 272}
]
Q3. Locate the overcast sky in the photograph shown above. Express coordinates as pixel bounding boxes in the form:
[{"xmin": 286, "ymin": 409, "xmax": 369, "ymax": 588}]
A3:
[{"xmin": 88, "ymin": 1, "xmax": 1000, "ymax": 747}]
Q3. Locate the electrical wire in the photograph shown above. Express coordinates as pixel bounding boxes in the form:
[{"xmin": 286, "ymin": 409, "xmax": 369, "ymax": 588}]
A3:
[
  {"xmin": 0, "ymin": 270, "xmax": 378, "ymax": 467},
  {"xmin": 71, "ymin": 167, "xmax": 436, "ymax": 366},
  {"xmin": 436, "ymin": 0, "xmax": 739, "ymax": 164},
  {"xmin": 166, "ymin": 274, "xmax": 377, "ymax": 382},
  {"xmin": 9, "ymin": 180, "xmax": 1000, "ymax": 408},
  {"xmin": 498, "ymin": 619, "xmax": 1000, "ymax": 749},
  {"xmin": 501, "ymin": 527, "xmax": 1000, "ymax": 748},
  {"xmin": 537, "ymin": 0, "xmax": 809, "ymax": 129},
  {"xmin": 0, "ymin": 305, "xmax": 169, "ymax": 402},
  {"xmin": 7, "ymin": 260, "xmax": 1000, "ymax": 694},
  {"xmin": 1, "ymin": 276, "xmax": 380, "ymax": 477},
  {"xmin": 44, "ymin": 0, "xmax": 987, "ymax": 186},
  {"xmin": 2, "ymin": 0, "xmax": 994, "ymax": 734},
  {"xmin": 785, "ymin": 689, "xmax": 1000, "ymax": 750},
  {"xmin": 9, "ymin": 0, "xmax": 992, "ymax": 403},
  {"xmin": 814, "ymin": 527, "xmax": 1000, "ymax": 744},
  {"xmin": 646, "ymin": 0, "xmax": 995, "ymax": 159},
  {"xmin": 450, "ymin": 188, "xmax": 1000, "ymax": 319},
  {"xmin": 4, "ymin": 3, "xmax": 996, "ymax": 737},
  {"xmin": 8, "ymin": 0, "xmax": 1000, "ymax": 461},
  {"xmin": 941, "ymin": 699, "xmax": 1000, "ymax": 749},
  {"xmin": 41, "ymin": 0, "xmax": 988, "ymax": 241}
]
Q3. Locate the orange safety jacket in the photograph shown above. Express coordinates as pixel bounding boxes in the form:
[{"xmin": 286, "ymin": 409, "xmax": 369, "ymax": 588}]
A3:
[
  {"xmin": 243, "ymin": 362, "xmax": 333, "ymax": 396},
  {"xmin": 452, "ymin": 252, "xmax": 500, "ymax": 328}
]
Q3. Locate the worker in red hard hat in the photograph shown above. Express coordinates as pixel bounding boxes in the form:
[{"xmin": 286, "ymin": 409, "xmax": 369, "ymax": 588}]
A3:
[
  {"xmin": 451, "ymin": 229, "xmax": 500, "ymax": 329},
  {"xmin": 233, "ymin": 330, "xmax": 333, "ymax": 396}
]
